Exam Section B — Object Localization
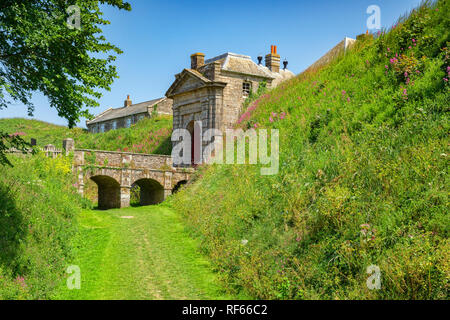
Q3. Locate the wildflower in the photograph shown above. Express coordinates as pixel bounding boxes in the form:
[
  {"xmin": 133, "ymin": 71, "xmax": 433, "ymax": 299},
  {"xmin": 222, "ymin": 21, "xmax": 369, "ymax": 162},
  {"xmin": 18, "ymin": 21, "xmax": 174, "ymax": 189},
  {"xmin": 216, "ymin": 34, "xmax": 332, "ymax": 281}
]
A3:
[
  {"xmin": 444, "ymin": 78, "xmax": 449, "ymax": 82},
  {"xmin": 271, "ymin": 112, "xmax": 277, "ymax": 118},
  {"xmin": 241, "ymin": 239, "xmax": 248, "ymax": 246},
  {"xmin": 347, "ymin": 97, "xmax": 351, "ymax": 102},
  {"xmin": 269, "ymin": 116, "xmax": 274, "ymax": 123},
  {"xmin": 387, "ymin": 47, "xmax": 391, "ymax": 52},
  {"xmin": 385, "ymin": 65, "xmax": 389, "ymax": 69},
  {"xmin": 254, "ymin": 123, "xmax": 259, "ymax": 129},
  {"xmin": 280, "ymin": 112, "xmax": 286, "ymax": 120},
  {"xmin": 408, "ymin": 46, "xmax": 412, "ymax": 49},
  {"xmin": 412, "ymin": 38, "xmax": 416, "ymax": 43},
  {"xmin": 342, "ymin": 90, "xmax": 346, "ymax": 95},
  {"xmin": 403, "ymin": 88, "xmax": 408, "ymax": 95}
]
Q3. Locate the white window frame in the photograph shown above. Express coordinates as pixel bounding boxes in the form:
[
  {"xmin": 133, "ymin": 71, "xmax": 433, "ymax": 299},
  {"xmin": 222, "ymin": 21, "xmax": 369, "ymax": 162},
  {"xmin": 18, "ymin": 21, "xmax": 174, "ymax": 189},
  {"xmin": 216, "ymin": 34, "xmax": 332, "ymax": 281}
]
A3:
[{"xmin": 126, "ymin": 117, "xmax": 132, "ymax": 128}]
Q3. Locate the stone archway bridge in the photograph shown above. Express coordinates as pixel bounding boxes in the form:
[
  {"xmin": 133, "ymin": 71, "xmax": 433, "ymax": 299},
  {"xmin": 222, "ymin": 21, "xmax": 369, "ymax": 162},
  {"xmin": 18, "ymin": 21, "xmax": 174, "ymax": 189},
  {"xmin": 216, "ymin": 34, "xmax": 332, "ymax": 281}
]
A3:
[{"xmin": 71, "ymin": 146, "xmax": 193, "ymax": 210}]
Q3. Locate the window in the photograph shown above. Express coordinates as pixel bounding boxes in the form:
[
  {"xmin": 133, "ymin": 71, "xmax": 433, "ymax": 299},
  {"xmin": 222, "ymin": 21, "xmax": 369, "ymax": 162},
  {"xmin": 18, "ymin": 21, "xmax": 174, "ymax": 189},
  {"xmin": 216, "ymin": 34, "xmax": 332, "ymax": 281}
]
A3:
[
  {"xmin": 112, "ymin": 120, "xmax": 117, "ymax": 130},
  {"xmin": 100, "ymin": 123, "xmax": 105, "ymax": 133},
  {"xmin": 243, "ymin": 82, "xmax": 251, "ymax": 96},
  {"xmin": 126, "ymin": 118, "xmax": 132, "ymax": 128}
]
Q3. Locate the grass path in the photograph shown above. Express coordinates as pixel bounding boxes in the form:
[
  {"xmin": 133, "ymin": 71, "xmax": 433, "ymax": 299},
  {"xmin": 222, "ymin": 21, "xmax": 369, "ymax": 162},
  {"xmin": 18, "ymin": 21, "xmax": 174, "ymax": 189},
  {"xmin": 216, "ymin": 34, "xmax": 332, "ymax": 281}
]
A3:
[{"xmin": 54, "ymin": 205, "xmax": 235, "ymax": 300}]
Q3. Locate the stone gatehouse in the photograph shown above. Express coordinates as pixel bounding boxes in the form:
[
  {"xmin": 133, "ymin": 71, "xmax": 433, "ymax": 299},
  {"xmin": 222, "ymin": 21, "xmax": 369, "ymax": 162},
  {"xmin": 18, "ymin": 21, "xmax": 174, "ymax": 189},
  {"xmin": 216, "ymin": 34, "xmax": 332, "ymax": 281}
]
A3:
[{"xmin": 165, "ymin": 46, "xmax": 295, "ymax": 162}]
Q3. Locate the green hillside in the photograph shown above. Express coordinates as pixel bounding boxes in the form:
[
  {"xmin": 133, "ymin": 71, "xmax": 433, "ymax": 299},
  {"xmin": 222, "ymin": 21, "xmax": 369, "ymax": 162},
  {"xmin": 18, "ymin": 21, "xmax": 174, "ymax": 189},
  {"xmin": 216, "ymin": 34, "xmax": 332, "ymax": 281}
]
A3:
[
  {"xmin": 170, "ymin": 0, "xmax": 449, "ymax": 299},
  {"xmin": 0, "ymin": 115, "xmax": 173, "ymax": 155}
]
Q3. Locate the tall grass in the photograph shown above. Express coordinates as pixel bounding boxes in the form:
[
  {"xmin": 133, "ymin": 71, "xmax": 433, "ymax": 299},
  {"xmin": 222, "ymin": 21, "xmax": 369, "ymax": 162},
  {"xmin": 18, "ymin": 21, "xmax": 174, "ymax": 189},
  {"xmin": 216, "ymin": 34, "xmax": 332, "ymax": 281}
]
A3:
[
  {"xmin": 0, "ymin": 153, "xmax": 85, "ymax": 299},
  {"xmin": 170, "ymin": 0, "xmax": 449, "ymax": 299}
]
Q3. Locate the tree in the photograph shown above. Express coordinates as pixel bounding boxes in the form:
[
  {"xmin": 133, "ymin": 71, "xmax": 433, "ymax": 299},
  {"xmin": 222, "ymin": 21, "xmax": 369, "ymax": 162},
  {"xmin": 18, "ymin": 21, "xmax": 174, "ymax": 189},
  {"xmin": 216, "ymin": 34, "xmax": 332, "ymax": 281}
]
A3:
[{"xmin": 0, "ymin": 0, "xmax": 131, "ymax": 165}]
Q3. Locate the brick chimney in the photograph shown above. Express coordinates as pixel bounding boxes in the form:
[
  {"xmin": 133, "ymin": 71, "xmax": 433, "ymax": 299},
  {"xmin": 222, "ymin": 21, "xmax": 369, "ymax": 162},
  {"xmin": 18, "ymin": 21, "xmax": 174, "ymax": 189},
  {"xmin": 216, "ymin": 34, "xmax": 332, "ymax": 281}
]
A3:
[
  {"xmin": 265, "ymin": 45, "xmax": 280, "ymax": 73},
  {"xmin": 124, "ymin": 95, "xmax": 132, "ymax": 107},
  {"xmin": 190, "ymin": 53, "xmax": 205, "ymax": 70}
]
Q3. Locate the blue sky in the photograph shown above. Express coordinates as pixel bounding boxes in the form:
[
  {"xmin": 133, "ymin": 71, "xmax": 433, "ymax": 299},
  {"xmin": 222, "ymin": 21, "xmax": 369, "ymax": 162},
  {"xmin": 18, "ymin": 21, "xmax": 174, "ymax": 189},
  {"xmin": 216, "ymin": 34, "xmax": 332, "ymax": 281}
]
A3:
[{"xmin": 0, "ymin": 0, "xmax": 422, "ymax": 127}]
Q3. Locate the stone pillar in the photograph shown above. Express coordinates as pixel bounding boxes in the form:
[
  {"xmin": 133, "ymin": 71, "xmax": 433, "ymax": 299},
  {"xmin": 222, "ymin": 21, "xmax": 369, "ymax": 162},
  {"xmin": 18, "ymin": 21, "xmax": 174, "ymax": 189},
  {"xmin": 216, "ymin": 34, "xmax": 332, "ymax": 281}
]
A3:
[
  {"xmin": 77, "ymin": 167, "xmax": 85, "ymax": 196},
  {"xmin": 63, "ymin": 138, "xmax": 75, "ymax": 156},
  {"xmin": 120, "ymin": 186, "xmax": 131, "ymax": 208},
  {"xmin": 164, "ymin": 189, "xmax": 172, "ymax": 199}
]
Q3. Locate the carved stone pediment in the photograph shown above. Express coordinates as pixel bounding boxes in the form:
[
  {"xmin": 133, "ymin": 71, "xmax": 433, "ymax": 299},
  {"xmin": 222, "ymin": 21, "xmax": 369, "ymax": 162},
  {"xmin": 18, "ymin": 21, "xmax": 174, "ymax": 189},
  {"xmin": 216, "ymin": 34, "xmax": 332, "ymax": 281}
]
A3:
[{"xmin": 166, "ymin": 69, "xmax": 211, "ymax": 97}]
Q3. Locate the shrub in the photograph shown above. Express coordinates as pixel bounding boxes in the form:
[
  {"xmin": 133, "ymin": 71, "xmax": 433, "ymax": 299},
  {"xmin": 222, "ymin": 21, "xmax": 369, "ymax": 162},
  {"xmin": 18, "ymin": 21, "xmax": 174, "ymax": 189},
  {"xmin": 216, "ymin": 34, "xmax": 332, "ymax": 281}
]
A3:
[{"xmin": 0, "ymin": 153, "xmax": 83, "ymax": 299}]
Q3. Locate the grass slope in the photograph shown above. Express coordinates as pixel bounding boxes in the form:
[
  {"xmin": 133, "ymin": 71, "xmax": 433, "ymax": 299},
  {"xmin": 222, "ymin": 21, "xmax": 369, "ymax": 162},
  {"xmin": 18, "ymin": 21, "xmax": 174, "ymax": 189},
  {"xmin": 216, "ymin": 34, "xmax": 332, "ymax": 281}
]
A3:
[
  {"xmin": 54, "ymin": 206, "xmax": 237, "ymax": 300},
  {"xmin": 170, "ymin": 0, "xmax": 449, "ymax": 299},
  {"xmin": 0, "ymin": 115, "xmax": 173, "ymax": 155}
]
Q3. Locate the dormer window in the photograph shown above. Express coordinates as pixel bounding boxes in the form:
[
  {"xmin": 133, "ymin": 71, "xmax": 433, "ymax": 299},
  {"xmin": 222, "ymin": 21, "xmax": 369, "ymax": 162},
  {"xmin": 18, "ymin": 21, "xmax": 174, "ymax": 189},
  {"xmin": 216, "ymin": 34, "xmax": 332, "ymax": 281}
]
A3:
[{"xmin": 243, "ymin": 82, "xmax": 251, "ymax": 97}]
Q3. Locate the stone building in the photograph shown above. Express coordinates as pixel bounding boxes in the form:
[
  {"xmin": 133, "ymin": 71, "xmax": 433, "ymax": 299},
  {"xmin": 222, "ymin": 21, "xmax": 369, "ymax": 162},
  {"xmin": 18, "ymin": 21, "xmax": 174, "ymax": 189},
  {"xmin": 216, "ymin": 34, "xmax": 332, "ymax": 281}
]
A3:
[
  {"xmin": 86, "ymin": 95, "xmax": 173, "ymax": 133},
  {"xmin": 166, "ymin": 45, "xmax": 295, "ymax": 162}
]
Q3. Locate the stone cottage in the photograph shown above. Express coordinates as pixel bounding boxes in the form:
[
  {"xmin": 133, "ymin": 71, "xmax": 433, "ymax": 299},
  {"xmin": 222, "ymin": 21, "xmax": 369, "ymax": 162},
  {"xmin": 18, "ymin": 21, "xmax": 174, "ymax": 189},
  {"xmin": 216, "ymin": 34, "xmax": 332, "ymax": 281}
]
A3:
[
  {"xmin": 165, "ymin": 45, "xmax": 295, "ymax": 161},
  {"xmin": 86, "ymin": 95, "xmax": 173, "ymax": 133}
]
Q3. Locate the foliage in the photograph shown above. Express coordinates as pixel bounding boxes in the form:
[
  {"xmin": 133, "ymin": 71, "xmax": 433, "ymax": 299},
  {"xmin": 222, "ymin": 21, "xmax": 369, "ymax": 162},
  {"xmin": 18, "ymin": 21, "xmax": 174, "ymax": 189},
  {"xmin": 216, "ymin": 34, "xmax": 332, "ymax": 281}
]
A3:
[
  {"xmin": 170, "ymin": 0, "xmax": 450, "ymax": 300},
  {"xmin": 53, "ymin": 206, "xmax": 239, "ymax": 300},
  {"xmin": 0, "ymin": 0, "xmax": 131, "ymax": 165},
  {"xmin": 0, "ymin": 153, "xmax": 83, "ymax": 299}
]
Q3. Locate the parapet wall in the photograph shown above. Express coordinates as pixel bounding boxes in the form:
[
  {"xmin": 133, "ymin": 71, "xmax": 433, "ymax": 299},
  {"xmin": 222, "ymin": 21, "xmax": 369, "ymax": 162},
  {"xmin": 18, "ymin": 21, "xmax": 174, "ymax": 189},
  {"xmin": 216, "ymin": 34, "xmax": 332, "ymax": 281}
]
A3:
[{"xmin": 303, "ymin": 37, "xmax": 357, "ymax": 73}]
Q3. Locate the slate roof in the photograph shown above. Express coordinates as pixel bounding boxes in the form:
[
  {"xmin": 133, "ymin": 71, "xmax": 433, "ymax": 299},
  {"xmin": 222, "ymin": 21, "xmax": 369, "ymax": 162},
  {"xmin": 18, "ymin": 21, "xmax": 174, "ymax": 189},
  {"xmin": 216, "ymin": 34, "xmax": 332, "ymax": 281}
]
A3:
[
  {"xmin": 205, "ymin": 52, "xmax": 295, "ymax": 81},
  {"xmin": 86, "ymin": 98, "xmax": 165, "ymax": 125}
]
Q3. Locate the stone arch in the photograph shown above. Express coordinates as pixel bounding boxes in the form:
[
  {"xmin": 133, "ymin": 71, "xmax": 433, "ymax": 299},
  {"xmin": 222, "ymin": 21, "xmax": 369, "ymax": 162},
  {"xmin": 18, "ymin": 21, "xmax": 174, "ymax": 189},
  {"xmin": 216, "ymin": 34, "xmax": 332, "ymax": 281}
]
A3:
[
  {"xmin": 90, "ymin": 175, "xmax": 121, "ymax": 210},
  {"xmin": 132, "ymin": 178, "xmax": 165, "ymax": 206},
  {"xmin": 172, "ymin": 180, "xmax": 188, "ymax": 194}
]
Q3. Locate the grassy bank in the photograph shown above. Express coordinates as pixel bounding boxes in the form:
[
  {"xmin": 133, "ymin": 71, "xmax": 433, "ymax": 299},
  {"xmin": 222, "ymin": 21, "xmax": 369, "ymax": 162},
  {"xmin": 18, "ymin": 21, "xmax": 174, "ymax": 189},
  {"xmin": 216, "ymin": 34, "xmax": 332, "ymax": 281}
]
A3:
[
  {"xmin": 0, "ymin": 154, "xmax": 84, "ymax": 299},
  {"xmin": 170, "ymin": 0, "xmax": 449, "ymax": 299},
  {"xmin": 0, "ymin": 115, "xmax": 173, "ymax": 155}
]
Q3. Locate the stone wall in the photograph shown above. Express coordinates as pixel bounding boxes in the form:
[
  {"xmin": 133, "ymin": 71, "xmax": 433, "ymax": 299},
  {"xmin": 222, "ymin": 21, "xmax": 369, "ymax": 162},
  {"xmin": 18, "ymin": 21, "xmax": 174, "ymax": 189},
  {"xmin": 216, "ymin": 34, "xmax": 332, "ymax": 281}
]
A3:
[
  {"xmin": 303, "ymin": 37, "xmax": 356, "ymax": 73},
  {"xmin": 87, "ymin": 112, "xmax": 148, "ymax": 133}
]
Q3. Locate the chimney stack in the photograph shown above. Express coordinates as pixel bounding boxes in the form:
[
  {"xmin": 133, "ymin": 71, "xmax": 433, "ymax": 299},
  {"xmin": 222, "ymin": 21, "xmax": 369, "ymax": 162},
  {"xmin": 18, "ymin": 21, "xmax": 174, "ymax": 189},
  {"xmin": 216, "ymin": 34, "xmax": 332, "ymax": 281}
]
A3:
[
  {"xmin": 124, "ymin": 95, "xmax": 132, "ymax": 107},
  {"xmin": 265, "ymin": 45, "xmax": 280, "ymax": 73},
  {"xmin": 190, "ymin": 52, "xmax": 205, "ymax": 70}
]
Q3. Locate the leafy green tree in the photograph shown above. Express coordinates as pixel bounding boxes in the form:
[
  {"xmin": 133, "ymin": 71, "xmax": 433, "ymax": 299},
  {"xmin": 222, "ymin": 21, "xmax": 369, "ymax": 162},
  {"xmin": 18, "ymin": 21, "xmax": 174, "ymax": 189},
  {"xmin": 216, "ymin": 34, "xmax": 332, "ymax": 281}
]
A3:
[{"xmin": 0, "ymin": 0, "xmax": 131, "ymax": 165}]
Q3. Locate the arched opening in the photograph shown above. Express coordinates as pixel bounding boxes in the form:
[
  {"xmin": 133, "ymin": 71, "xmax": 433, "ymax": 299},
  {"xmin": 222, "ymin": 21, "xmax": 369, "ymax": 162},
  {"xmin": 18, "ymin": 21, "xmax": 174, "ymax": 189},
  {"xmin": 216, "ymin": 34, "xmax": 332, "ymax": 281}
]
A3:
[
  {"xmin": 90, "ymin": 175, "xmax": 121, "ymax": 210},
  {"xmin": 132, "ymin": 178, "xmax": 164, "ymax": 206},
  {"xmin": 172, "ymin": 180, "xmax": 188, "ymax": 194},
  {"xmin": 186, "ymin": 120, "xmax": 202, "ymax": 166}
]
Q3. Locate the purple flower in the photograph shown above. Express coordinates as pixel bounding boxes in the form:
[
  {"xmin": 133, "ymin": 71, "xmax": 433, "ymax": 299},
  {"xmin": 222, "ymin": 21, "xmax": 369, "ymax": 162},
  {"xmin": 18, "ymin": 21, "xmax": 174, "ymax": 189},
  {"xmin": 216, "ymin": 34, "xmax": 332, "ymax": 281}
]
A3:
[{"xmin": 269, "ymin": 117, "xmax": 274, "ymax": 123}]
